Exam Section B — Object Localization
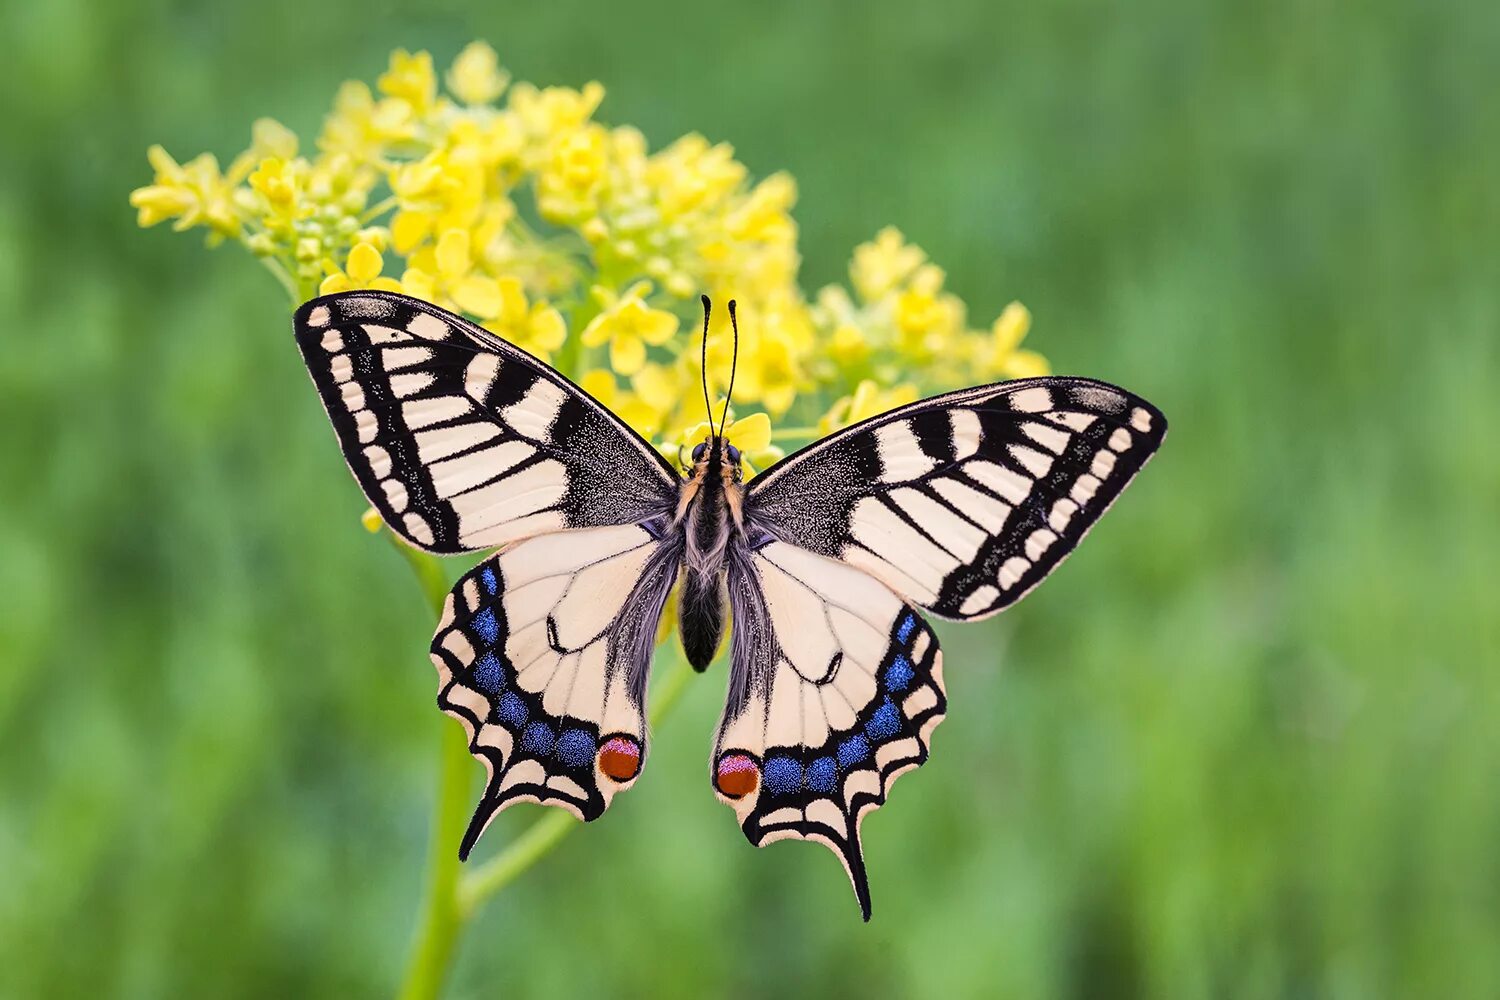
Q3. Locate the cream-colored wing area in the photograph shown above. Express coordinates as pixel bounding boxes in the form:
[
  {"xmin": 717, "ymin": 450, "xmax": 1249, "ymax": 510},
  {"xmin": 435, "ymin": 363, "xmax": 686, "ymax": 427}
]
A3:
[
  {"xmin": 712, "ymin": 540, "xmax": 946, "ymax": 919},
  {"xmin": 430, "ymin": 523, "xmax": 678, "ymax": 858}
]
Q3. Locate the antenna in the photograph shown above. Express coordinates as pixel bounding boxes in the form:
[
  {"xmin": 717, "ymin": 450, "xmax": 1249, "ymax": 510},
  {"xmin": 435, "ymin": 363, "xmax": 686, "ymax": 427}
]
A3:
[
  {"xmin": 699, "ymin": 294, "xmax": 713, "ymax": 433},
  {"xmin": 721, "ymin": 299, "xmax": 740, "ymax": 435}
]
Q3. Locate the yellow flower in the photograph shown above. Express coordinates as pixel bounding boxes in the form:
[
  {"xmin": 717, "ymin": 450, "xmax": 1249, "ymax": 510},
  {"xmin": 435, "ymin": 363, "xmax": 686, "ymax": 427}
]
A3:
[
  {"xmin": 851, "ymin": 227, "xmax": 924, "ymax": 303},
  {"xmin": 580, "ymin": 282, "xmax": 679, "ymax": 376},
  {"xmin": 483, "ymin": 277, "xmax": 567, "ymax": 362},
  {"xmin": 318, "ymin": 81, "xmax": 415, "ymax": 162},
  {"xmin": 726, "ymin": 172, "xmax": 797, "ymax": 244},
  {"xmin": 981, "ymin": 301, "xmax": 1050, "ymax": 378},
  {"xmin": 510, "ymin": 81, "xmax": 605, "ymax": 144},
  {"xmin": 378, "ymin": 49, "xmax": 437, "ymax": 115},
  {"xmin": 447, "ymin": 41, "xmax": 510, "ymax": 106},
  {"xmin": 991, "ymin": 301, "xmax": 1030, "ymax": 355},
  {"xmin": 130, "ymin": 40, "xmax": 1057, "ymax": 463},
  {"xmin": 818, "ymin": 379, "xmax": 919, "ymax": 435},
  {"xmin": 647, "ymin": 134, "xmax": 746, "ymax": 220},
  {"xmin": 247, "ymin": 156, "xmax": 300, "ymax": 222},
  {"xmin": 831, "ymin": 324, "xmax": 868, "ymax": 365},
  {"xmin": 893, "ymin": 264, "xmax": 964, "ymax": 360},
  {"xmin": 401, "ymin": 228, "xmax": 505, "ymax": 318},
  {"xmin": 388, "ymin": 147, "xmax": 489, "ymax": 253},
  {"xmin": 723, "ymin": 322, "xmax": 803, "ymax": 415},
  {"xmin": 537, "ymin": 124, "xmax": 609, "ymax": 224},
  {"xmin": 129, "ymin": 146, "xmax": 244, "ymax": 240},
  {"xmin": 320, "ymin": 242, "xmax": 402, "ymax": 294}
]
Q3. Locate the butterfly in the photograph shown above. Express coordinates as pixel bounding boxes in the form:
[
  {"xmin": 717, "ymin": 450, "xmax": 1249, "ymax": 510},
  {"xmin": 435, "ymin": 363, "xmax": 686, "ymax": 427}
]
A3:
[{"xmin": 294, "ymin": 290, "xmax": 1166, "ymax": 919}]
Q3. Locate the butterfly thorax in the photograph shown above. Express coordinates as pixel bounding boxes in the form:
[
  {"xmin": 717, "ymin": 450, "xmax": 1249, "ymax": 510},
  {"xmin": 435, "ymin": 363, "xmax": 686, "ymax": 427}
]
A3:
[{"xmin": 677, "ymin": 436, "xmax": 744, "ymax": 671}]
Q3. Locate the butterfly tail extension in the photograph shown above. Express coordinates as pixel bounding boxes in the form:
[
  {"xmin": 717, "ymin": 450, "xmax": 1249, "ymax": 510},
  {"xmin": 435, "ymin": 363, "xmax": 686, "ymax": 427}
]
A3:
[
  {"xmin": 429, "ymin": 524, "xmax": 679, "ymax": 859},
  {"xmin": 714, "ymin": 542, "xmax": 947, "ymax": 920}
]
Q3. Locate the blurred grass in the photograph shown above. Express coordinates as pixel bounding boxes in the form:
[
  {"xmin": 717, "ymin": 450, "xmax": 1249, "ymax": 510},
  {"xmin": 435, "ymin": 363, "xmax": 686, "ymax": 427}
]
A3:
[{"xmin": 2, "ymin": 1, "xmax": 1498, "ymax": 997}]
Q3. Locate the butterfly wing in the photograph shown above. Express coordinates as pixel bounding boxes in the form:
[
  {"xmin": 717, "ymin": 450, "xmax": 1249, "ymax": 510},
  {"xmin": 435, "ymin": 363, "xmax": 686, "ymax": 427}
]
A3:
[
  {"xmin": 431, "ymin": 523, "xmax": 681, "ymax": 855},
  {"xmin": 720, "ymin": 377, "xmax": 1165, "ymax": 915},
  {"xmin": 713, "ymin": 541, "xmax": 945, "ymax": 920},
  {"xmin": 746, "ymin": 377, "xmax": 1166, "ymax": 619},
  {"xmin": 295, "ymin": 291, "xmax": 685, "ymax": 853},
  {"xmin": 294, "ymin": 291, "xmax": 680, "ymax": 551}
]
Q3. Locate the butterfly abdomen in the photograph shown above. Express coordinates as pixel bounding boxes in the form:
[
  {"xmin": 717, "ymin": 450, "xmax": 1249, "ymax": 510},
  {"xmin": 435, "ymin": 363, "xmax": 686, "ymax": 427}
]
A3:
[{"xmin": 679, "ymin": 568, "xmax": 725, "ymax": 671}]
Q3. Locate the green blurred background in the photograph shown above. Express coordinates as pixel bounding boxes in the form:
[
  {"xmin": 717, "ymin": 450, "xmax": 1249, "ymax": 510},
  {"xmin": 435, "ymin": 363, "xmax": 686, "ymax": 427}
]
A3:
[{"xmin": 3, "ymin": 1, "xmax": 1497, "ymax": 997}]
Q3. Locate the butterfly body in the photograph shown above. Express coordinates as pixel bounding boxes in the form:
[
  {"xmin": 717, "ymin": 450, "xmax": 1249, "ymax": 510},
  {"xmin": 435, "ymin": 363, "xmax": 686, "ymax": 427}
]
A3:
[
  {"xmin": 294, "ymin": 290, "xmax": 1167, "ymax": 919},
  {"xmin": 678, "ymin": 437, "xmax": 743, "ymax": 670}
]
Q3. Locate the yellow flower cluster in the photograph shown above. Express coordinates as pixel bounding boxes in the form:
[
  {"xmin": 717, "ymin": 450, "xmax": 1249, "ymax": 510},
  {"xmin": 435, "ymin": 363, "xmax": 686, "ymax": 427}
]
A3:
[{"xmin": 129, "ymin": 43, "xmax": 1049, "ymax": 468}]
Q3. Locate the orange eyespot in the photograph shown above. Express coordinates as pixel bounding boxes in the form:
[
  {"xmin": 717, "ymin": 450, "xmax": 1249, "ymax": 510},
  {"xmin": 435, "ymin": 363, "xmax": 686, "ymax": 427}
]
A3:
[
  {"xmin": 714, "ymin": 752, "xmax": 759, "ymax": 799},
  {"xmin": 597, "ymin": 735, "xmax": 642, "ymax": 782}
]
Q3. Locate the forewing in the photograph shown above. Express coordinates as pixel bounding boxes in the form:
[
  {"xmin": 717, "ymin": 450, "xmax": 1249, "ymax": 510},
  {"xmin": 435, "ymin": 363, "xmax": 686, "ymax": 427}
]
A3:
[
  {"xmin": 712, "ymin": 541, "xmax": 945, "ymax": 919},
  {"xmin": 294, "ymin": 291, "xmax": 680, "ymax": 552},
  {"xmin": 430, "ymin": 524, "xmax": 680, "ymax": 857},
  {"xmin": 746, "ymin": 377, "xmax": 1166, "ymax": 619}
]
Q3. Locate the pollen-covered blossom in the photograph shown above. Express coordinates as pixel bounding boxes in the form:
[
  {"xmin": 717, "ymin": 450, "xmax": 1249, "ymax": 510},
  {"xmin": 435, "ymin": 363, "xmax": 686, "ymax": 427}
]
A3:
[{"xmin": 129, "ymin": 41, "xmax": 1051, "ymax": 471}]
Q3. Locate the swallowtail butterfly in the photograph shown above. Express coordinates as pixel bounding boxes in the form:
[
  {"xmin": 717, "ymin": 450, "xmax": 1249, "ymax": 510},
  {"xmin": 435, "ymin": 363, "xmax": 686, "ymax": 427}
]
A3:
[{"xmin": 294, "ymin": 290, "xmax": 1166, "ymax": 918}]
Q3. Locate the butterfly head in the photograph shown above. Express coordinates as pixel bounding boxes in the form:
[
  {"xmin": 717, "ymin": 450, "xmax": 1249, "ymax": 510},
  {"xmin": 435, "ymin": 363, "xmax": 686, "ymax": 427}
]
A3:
[{"xmin": 690, "ymin": 436, "xmax": 744, "ymax": 483}]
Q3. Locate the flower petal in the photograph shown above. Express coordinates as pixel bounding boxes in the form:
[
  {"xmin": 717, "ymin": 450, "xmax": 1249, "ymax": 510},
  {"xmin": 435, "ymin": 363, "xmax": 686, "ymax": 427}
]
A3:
[
  {"xmin": 452, "ymin": 275, "xmax": 505, "ymax": 318},
  {"xmin": 611, "ymin": 334, "xmax": 646, "ymax": 376},
  {"xmin": 728, "ymin": 412, "xmax": 772, "ymax": 451}
]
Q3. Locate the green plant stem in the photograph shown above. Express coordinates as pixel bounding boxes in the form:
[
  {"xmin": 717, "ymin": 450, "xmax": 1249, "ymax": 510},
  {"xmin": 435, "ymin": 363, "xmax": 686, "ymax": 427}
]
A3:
[
  {"xmin": 398, "ymin": 724, "xmax": 474, "ymax": 1000},
  {"xmin": 392, "ymin": 536, "xmax": 467, "ymax": 1000},
  {"xmin": 259, "ymin": 252, "xmax": 302, "ymax": 305}
]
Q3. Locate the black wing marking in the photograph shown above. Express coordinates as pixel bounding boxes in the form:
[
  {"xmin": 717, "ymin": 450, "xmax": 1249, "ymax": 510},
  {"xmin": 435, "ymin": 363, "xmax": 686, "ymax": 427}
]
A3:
[
  {"xmin": 294, "ymin": 291, "xmax": 680, "ymax": 552},
  {"xmin": 746, "ymin": 377, "xmax": 1166, "ymax": 619},
  {"xmin": 429, "ymin": 523, "xmax": 680, "ymax": 856},
  {"xmin": 712, "ymin": 540, "xmax": 945, "ymax": 920}
]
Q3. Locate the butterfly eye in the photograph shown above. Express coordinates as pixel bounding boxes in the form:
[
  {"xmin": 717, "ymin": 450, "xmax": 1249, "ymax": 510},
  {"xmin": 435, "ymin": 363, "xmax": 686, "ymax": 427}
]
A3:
[
  {"xmin": 691, "ymin": 443, "xmax": 707, "ymax": 462},
  {"xmin": 726, "ymin": 444, "xmax": 742, "ymax": 463}
]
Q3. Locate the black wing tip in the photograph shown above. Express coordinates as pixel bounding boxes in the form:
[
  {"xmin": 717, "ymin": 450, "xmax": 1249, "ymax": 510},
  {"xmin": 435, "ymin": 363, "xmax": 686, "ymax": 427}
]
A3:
[
  {"xmin": 457, "ymin": 797, "xmax": 493, "ymax": 862},
  {"xmin": 846, "ymin": 839, "xmax": 874, "ymax": 922}
]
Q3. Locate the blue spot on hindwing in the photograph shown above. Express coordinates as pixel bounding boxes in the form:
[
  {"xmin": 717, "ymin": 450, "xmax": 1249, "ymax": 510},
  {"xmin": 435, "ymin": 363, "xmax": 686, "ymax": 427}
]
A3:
[
  {"xmin": 864, "ymin": 698, "xmax": 901, "ymax": 741},
  {"xmin": 837, "ymin": 735, "xmax": 870, "ymax": 769},
  {"xmin": 885, "ymin": 653, "xmax": 914, "ymax": 693},
  {"xmin": 473, "ymin": 652, "xmax": 504, "ymax": 694},
  {"xmin": 497, "ymin": 691, "xmax": 528, "ymax": 728},
  {"xmin": 896, "ymin": 613, "xmax": 917, "ymax": 644},
  {"xmin": 521, "ymin": 721, "xmax": 556, "ymax": 756},
  {"xmin": 480, "ymin": 566, "xmax": 498, "ymax": 596},
  {"xmin": 556, "ymin": 729, "xmax": 596, "ymax": 769},
  {"xmin": 806, "ymin": 757, "xmax": 838, "ymax": 793},
  {"xmin": 472, "ymin": 608, "xmax": 500, "ymax": 646},
  {"xmin": 763, "ymin": 757, "xmax": 803, "ymax": 795}
]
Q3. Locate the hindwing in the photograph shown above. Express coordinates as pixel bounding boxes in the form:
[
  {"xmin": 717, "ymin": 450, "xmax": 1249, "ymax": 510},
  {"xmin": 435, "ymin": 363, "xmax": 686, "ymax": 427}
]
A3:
[
  {"xmin": 712, "ymin": 541, "xmax": 945, "ymax": 918},
  {"xmin": 430, "ymin": 524, "xmax": 680, "ymax": 854}
]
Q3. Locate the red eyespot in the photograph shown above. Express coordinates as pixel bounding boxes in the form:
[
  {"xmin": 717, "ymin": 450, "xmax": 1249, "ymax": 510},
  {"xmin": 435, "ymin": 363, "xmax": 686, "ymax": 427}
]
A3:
[
  {"xmin": 597, "ymin": 735, "xmax": 642, "ymax": 782},
  {"xmin": 714, "ymin": 752, "xmax": 759, "ymax": 799}
]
